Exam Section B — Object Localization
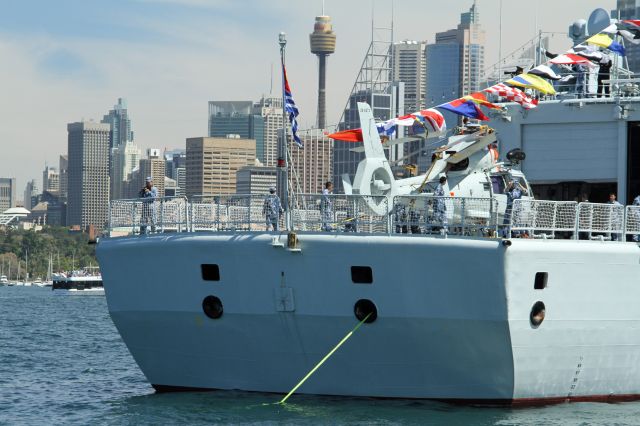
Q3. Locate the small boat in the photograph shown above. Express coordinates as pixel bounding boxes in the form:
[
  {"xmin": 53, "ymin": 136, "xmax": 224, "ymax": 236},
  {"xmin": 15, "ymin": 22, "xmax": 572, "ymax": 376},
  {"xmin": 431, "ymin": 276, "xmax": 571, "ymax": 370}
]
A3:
[{"xmin": 0, "ymin": 275, "xmax": 7, "ymax": 286}]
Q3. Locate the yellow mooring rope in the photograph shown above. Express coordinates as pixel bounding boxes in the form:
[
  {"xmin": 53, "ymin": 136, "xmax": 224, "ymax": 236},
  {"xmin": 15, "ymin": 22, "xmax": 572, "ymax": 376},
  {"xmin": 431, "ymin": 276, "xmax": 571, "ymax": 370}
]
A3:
[{"xmin": 279, "ymin": 312, "xmax": 372, "ymax": 404}]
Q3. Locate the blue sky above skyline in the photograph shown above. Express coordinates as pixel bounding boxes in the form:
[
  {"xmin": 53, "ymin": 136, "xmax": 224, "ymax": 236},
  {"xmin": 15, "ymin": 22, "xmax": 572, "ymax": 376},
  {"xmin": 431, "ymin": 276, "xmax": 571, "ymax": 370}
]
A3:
[{"xmin": 0, "ymin": 0, "xmax": 615, "ymax": 196}]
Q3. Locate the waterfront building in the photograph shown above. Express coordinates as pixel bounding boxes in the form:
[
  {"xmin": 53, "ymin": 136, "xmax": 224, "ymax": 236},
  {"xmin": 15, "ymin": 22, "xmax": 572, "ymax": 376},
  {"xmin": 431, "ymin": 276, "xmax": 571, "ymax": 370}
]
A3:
[
  {"xmin": 208, "ymin": 101, "xmax": 265, "ymax": 163},
  {"xmin": 252, "ymin": 96, "xmax": 283, "ymax": 167},
  {"xmin": 0, "ymin": 178, "xmax": 16, "ymax": 211},
  {"xmin": 66, "ymin": 121, "xmax": 110, "ymax": 229},
  {"xmin": 185, "ymin": 136, "xmax": 256, "ymax": 197}
]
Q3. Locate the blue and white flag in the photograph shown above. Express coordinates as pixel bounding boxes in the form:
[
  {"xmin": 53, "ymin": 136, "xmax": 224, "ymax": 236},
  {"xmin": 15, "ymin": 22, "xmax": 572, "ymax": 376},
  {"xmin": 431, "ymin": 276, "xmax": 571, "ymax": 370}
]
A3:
[{"xmin": 282, "ymin": 63, "xmax": 303, "ymax": 148}]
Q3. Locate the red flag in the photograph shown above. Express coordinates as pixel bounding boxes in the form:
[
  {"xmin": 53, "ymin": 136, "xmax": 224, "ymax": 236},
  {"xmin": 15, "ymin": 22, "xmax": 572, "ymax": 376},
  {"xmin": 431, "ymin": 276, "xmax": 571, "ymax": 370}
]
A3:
[{"xmin": 327, "ymin": 129, "xmax": 363, "ymax": 142}]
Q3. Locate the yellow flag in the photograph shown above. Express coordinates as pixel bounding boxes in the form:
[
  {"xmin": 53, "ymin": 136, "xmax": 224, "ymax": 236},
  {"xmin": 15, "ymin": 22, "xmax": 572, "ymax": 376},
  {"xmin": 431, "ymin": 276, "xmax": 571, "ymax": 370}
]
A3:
[{"xmin": 506, "ymin": 73, "xmax": 556, "ymax": 95}]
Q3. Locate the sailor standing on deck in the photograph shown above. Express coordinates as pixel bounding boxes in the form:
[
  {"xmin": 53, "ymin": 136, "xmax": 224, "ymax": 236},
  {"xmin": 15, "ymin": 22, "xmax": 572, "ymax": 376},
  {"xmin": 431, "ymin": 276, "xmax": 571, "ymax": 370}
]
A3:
[
  {"xmin": 503, "ymin": 178, "xmax": 527, "ymax": 237},
  {"xmin": 433, "ymin": 176, "xmax": 448, "ymax": 234},
  {"xmin": 321, "ymin": 181, "xmax": 334, "ymax": 231},
  {"xmin": 633, "ymin": 195, "xmax": 640, "ymax": 242},
  {"xmin": 263, "ymin": 187, "xmax": 284, "ymax": 231},
  {"xmin": 608, "ymin": 193, "xmax": 623, "ymax": 241},
  {"xmin": 139, "ymin": 176, "xmax": 158, "ymax": 234}
]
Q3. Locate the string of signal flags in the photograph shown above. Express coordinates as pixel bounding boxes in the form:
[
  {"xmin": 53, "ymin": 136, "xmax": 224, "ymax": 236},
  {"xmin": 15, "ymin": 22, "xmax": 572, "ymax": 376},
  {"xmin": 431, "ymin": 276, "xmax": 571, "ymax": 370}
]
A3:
[{"xmin": 328, "ymin": 21, "xmax": 637, "ymax": 143}]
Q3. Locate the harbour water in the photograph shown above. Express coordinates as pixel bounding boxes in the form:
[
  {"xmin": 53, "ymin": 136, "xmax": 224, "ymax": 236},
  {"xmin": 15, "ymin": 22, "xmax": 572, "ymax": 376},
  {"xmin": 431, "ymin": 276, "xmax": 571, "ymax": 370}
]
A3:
[{"xmin": 2, "ymin": 286, "xmax": 640, "ymax": 425}]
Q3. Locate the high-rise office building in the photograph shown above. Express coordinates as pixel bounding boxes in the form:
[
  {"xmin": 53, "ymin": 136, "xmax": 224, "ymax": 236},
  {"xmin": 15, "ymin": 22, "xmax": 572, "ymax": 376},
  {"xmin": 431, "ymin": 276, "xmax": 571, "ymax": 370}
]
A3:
[
  {"xmin": 0, "ymin": 178, "xmax": 16, "ymax": 211},
  {"xmin": 278, "ymin": 129, "xmax": 333, "ymax": 199},
  {"xmin": 164, "ymin": 149, "xmax": 187, "ymax": 197},
  {"xmin": 42, "ymin": 165, "xmax": 60, "ymax": 194},
  {"xmin": 111, "ymin": 141, "xmax": 141, "ymax": 200},
  {"xmin": 101, "ymin": 98, "xmax": 134, "ymax": 150},
  {"xmin": 616, "ymin": 1, "xmax": 640, "ymax": 73},
  {"xmin": 391, "ymin": 40, "xmax": 427, "ymax": 114},
  {"xmin": 252, "ymin": 97, "xmax": 283, "ymax": 167},
  {"xmin": 208, "ymin": 101, "xmax": 265, "ymax": 162},
  {"xmin": 236, "ymin": 165, "xmax": 277, "ymax": 195},
  {"xmin": 425, "ymin": 1, "xmax": 485, "ymax": 127},
  {"xmin": 125, "ymin": 149, "xmax": 166, "ymax": 198},
  {"xmin": 23, "ymin": 180, "xmax": 38, "ymax": 210},
  {"xmin": 66, "ymin": 121, "xmax": 110, "ymax": 229},
  {"xmin": 59, "ymin": 155, "xmax": 68, "ymax": 202},
  {"xmin": 186, "ymin": 136, "xmax": 256, "ymax": 197}
]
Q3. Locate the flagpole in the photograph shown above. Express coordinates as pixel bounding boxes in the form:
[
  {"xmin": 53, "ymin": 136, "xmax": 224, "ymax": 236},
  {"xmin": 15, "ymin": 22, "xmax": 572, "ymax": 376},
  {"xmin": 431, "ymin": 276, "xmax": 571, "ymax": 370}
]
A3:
[{"xmin": 278, "ymin": 32, "xmax": 290, "ymax": 226}]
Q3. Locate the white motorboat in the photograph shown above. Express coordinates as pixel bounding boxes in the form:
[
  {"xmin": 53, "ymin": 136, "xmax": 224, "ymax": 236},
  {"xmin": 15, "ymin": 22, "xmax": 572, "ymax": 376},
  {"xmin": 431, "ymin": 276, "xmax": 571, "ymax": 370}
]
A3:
[{"xmin": 0, "ymin": 275, "xmax": 7, "ymax": 286}]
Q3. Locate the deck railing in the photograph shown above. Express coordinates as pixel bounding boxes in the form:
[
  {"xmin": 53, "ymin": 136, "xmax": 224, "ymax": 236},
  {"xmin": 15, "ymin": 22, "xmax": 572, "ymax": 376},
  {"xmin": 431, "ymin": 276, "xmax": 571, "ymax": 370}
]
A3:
[
  {"xmin": 510, "ymin": 200, "xmax": 578, "ymax": 238},
  {"xmin": 108, "ymin": 196, "xmax": 188, "ymax": 236},
  {"xmin": 291, "ymin": 194, "xmax": 389, "ymax": 233},
  {"xmin": 106, "ymin": 195, "xmax": 640, "ymax": 242},
  {"xmin": 392, "ymin": 196, "xmax": 497, "ymax": 237}
]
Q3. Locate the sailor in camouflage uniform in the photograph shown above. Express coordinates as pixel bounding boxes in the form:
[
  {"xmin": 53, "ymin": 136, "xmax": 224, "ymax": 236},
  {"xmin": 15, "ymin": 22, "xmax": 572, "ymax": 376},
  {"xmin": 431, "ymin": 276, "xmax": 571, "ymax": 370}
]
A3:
[
  {"xmin": 433, "ymin": 176, "xmax": 448, "ymax": 233},
  {"xmin": 263, "ymin": 187, "xmax": 284, "ymax": 231}
]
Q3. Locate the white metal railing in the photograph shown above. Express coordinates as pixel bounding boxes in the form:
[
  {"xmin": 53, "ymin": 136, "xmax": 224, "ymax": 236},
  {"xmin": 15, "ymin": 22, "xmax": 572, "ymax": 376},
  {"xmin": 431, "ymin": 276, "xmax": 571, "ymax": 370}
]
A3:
[
  {"xmin": 189, "ymin": 195, "xmax": 285, "ymax": 232},
  {"xmin": 106, "ymin": 196, "xmax": 640, "ymax": 243},
  {"xmin": 510, "ymin": 200, "xmax": 578, "ymax": 238},
  {"xmin": 291, "ymin": 194, "xmax": 389, "ymax": 233},
  {"xmin": 625, "ymin": 206, "xmax": 640, "ymax": 241},
  {"xmin": 108, "ymin": 196, "xmax": 188, "ymax": 236},
  {"xmin": 577, "ymin": 202, "xmax": 625, "ymax": 241},
  {"xmin": 392, "ymin": 196, "xmax": 497, "ymax": 237}
]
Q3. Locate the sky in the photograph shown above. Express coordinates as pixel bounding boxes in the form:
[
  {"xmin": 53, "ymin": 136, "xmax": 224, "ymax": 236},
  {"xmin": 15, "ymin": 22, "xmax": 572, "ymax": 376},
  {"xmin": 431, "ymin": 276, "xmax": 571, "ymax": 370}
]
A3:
[{"xmin": 0, "ymin": 0, "xmax": 615, "ymax": 197}]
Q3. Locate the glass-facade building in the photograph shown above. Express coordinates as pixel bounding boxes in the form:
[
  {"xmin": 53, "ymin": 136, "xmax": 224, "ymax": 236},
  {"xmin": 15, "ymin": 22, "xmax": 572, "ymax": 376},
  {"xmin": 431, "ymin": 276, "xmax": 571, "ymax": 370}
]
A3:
[{"xmin": 208, "ymin": 101, "xmax": 264, "ymax": 163}]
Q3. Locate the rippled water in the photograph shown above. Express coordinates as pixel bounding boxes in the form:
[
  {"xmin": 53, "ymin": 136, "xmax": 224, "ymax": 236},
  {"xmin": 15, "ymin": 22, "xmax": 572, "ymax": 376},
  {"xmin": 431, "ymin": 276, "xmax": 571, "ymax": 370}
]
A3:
[{"xmin": 2, "ymin": 286, "xmax": 640, "ymax": 425}]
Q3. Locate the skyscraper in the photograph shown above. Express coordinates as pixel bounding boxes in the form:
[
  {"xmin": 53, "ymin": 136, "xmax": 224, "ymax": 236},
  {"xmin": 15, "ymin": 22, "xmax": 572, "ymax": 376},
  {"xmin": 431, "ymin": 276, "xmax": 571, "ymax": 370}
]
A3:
[
  {"xmin": 0, "ymin": 178, "xmax": 16, "ymax": 211},
  {"xmin": 111, "ymin": 141, "xmax": 141, "ymax": 200},
  {"xmin": 310, "ymin": 14, "xmax": 336, "ymax": 129},
  {"xmin": 425, "ymin": 1, "xmax": 485, "ymax": 127},
  {"xmin": 101, "ymin": 98, "xmax": 134, "ymax": 150},
  {"xmin": 186, "ymin": 136, "xmax": 256, "ymax": 197},
  {"xmin": 208, "ymin": 101, "xmax": 265, "ymax": 162},
  {"xmin": 391, "ymin": 40, "xmax": 427, "ymax": 113},
  {"xmin": 289, "ymin": 129, "xmax": 333, "ymax": 195},
  {"xmin": 125, "ymin": 149, "xmax": 166, "ymax": 198},
  {"xmin": 23, "ymin": 179, "xmax": 38, "ymax": 210},
  {"xmin": 42, "ymin": 165, "xmax": 60, "ymax": 194},
  {"xmin": 252, "ymin": 96, "xmax": 283, "ymax": 167},
  {"xmin": 59, "ymin": 155, "xmax": 68, "ymax": 202},
  {"xmin": 66, "ymin": 121, "xmax": 110, "ymax": 229},
  {"xmin": 102, "ymin": 98, "xmax": 140, "ymax": 200}
]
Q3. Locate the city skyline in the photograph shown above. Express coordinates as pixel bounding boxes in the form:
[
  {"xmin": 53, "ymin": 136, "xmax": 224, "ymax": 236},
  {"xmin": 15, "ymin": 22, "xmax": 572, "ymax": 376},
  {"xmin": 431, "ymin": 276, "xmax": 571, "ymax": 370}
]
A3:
[{"xmin": 1, "ymin": 0, "xmax": 614, "ymax": 193}]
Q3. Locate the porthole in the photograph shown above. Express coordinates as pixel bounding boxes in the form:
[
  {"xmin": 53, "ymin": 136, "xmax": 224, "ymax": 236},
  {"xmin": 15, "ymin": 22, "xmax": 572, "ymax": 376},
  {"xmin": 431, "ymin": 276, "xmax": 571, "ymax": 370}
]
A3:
[
  {"xmin": 534, "ymin": 272, "xmax": 548, "ymax": 290},
  {"xmin": 351, "ymin": 266, "xmax": 373, "ymax": 284},
  {"xmin": 530, "ymin": 301, "xmax": 545, "ymax": 327},
  {"xmin": 354, "ymin": 299, "xmax": 377, "ymax": 323},
  {"xmin": 201, "ymin": 264, "xmax": 220, "ymax": 281},
  {"xmin": 202, "ymin": 295, "xmax": 223, "ymax": 319}
]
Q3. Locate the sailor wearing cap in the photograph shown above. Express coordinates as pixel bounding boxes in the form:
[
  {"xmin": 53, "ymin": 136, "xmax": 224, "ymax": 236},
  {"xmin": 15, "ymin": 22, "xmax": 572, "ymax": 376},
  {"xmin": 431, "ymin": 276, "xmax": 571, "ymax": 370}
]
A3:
[
  {"xmin": 139, "ymin": 176, "xmax": 158, "ymax": 234},
  {"xmin": 503, "ymin": 177, "xmax": 527, "ymax": 237},
  {"xmin": 262, "ymin": 187, "xmax": 284, "ymax": 231}
]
